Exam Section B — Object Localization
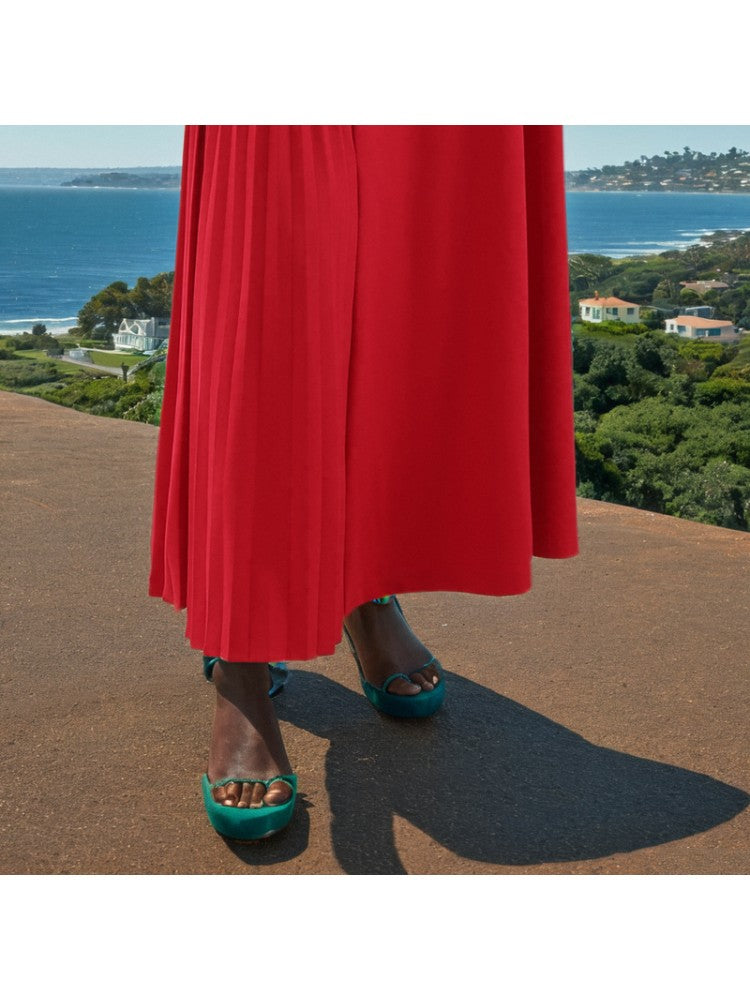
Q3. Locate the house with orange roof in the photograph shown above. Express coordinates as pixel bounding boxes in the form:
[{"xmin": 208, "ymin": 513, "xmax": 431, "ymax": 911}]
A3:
[
  {"xmin": 578, "ymin": 292, "xmax": 641, "ymax": 324},
  {"xmin": 664, "ymin": 315, "xmax": 739, "ymax": 342}
]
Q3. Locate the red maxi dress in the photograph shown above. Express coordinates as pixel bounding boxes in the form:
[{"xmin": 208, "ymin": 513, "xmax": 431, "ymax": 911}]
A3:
[{"xmin": 148, "ymin": 126, "xmax": 579, "ymax": 663}]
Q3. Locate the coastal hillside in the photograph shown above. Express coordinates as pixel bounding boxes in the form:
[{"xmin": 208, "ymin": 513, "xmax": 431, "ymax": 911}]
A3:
[
  {"xmin": 566, "ymin": 147, "xmax": 750, "ymax": 193},
  {"xmin": 569, "ymin": 230, "xmax": 750, "ymax": 324},
  {"xmin": 571, "ymin": 233, "xmax": 750, "ymax": 530}
]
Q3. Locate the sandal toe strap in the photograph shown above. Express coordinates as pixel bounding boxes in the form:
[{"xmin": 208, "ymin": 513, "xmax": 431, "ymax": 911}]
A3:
[
  {"xmin": 210, "ymin": 775, "xmax": 295, "ymax": 791},
  {"xmin": 380, "ymin": 671, "xmax": 417, "ymax": 692},
  {"xmin": 380, "ymin": 658, "xmax": 442, "ymax": 693}
]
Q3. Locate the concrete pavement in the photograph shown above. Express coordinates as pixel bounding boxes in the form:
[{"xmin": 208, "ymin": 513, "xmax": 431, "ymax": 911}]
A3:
[{"xmin": 0, "ymin": 389, "xmax": 748, "ymax": 873}]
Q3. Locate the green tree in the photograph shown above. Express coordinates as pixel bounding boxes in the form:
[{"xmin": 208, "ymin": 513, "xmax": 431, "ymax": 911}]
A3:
[
  {"xmin": 77, "ymin": 281, "xmax": 137, "ymax": 338},
  {"xmin": 667, "ymin": 460, "xmax": 750, "ymax": 529},
  {"xmin": 678, "ymin": 288, "xmax": 703, "ymax": 306}
]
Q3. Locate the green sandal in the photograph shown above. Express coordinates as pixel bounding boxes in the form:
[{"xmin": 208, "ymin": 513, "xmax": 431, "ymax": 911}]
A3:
[
  {"xmin": 201, "ymin": 773, "xmax": 298, "ymax": 840},
  {"xmin": 343, "ymin": 595, "xmax": 446, "ymax": 719},
  {"xmin": 201, "ymin": 655, "xmax": 296, "ymax": 840}
]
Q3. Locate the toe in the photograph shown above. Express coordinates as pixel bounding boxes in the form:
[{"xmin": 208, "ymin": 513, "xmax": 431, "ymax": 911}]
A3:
[
  {"xmin": 249, "ymin": 782, "xmax": 267, "ymax": 808},
  {"xmin": 419, "ymin": 656, "xmax": 440, "ymax": 687},
  {"xmin": 413, "ymin": 670, "xmax": 434, "ymax": 691},
  {"xmin": 263, "ymin": 780, "xmax": 292, "ymax": 807},
  {"xmin": 237, "ymin": 782, "xmax": 254, "ymax": 808},
  {"xmin": 214, "ymin": 781, "xmax": 241, "ymax": 807},
  {"xmin": 385, "ymin": 675, "xmax": 422, "ymax": 696}
]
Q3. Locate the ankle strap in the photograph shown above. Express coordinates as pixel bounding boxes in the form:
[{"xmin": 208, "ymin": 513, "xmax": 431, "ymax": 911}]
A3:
[{"xmin": 202, "ymin": 656, "xmax": 288, "ymax": 689}]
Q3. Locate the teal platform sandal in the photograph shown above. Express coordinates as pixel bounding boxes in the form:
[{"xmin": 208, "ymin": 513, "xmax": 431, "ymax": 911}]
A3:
[
  {"xmin": 201, "ymin": 773, "xmax": 297, "ymax": 840},
  {"xmin": 201, "ymin": 656, "xmax": 297, "ymax": 840},
  {"xmin": 343, "ymin": 595, "xmax": 446, "ymax": 719}
]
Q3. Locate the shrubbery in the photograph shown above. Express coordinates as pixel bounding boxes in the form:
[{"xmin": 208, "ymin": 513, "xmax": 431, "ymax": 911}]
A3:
[
  {"xmin": 0, "ymin": 338, "xmax": 164, "ymax": 425},
  {"xmin": 574, "ymin": 329, "xmax": 750, "ymax": 529},
  {"xmin": 0, "ymin": 360, "xmax": 61, "ymax": 387}
]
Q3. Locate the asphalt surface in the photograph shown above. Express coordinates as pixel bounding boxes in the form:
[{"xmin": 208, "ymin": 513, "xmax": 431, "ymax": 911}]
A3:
[{"xmin": 1, "ymin": 389, "xmax": 748, "ymax": 874}]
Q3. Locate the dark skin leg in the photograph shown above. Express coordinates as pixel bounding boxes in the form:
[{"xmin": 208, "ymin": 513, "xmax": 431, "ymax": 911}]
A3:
[
  {"xmin": 342, "ymin": 598, "xmax": 441, "ymax": 695},
  {"xmin": 211, "ymin": 599, "xmax": 440, "ymax": 807},
  {"xmin": 208, "ymin": 659, "xmax": 294, "ymax": 808}
]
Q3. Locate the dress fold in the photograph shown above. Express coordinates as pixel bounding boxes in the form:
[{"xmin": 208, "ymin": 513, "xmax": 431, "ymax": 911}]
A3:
[{"xmin": 149, "ymin": 125, "xmax": 578, "ymax": 662}]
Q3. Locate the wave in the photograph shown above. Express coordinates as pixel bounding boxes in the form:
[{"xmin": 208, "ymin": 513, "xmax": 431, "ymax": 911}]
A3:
[
  {"xmin": 575, "ymin": 239, "xmax": 699, "ymax": 257},
  {"xmin": 0, "ymin": 316, "xmax": 78, "ymax": 324},
  {"xmin": 619, "ymin": 240, "xmax": 695, "ymax": 247},
  {"xmin": 0, "ymin": 316, "xmax": 79, "ymax": 337}
]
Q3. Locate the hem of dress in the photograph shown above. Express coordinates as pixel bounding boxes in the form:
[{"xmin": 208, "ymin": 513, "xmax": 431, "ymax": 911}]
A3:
[{"xmin": 149, "ymin": 551, "xmax": 578, "ymax": 662}]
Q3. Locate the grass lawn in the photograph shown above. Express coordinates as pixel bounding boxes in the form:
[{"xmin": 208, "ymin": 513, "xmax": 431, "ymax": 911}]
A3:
[
  {"xmin": 10, "ymin": 350, "xmax": 97, "ymax": 376},
  {"xmin": 88, "ymin": 350, "xmax": 145, "ymax": 367}
]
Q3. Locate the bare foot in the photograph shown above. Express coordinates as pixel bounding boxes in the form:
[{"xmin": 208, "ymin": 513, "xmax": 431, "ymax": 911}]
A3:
[
  {"xmin": 208, "ymin": 660, "xmax": 293, "ymax": 809},
  {"xmin": 343, "ymin": 598, "xmax": 441, "ymax": 696}
]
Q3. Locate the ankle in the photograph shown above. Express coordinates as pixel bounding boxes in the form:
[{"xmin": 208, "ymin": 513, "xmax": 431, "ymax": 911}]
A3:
[
  {"xmin": 345, "ymin": 594, "xmax": 395, "ymax": 623},
  {"xmin": 212, "ymin": 659, "xmax": 272, "ymax": 695}
]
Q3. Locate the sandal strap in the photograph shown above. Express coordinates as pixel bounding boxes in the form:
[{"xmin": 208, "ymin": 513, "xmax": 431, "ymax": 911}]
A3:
[
  {"xmin": 380, "ymin": 671, "xmax": 414, "ymax": 691},
  {"xmin": 203, "ymin": 657, "xmax": 288, "ymax": 686},
  {"xmin": 209, "ymin": 775, "xmax": 295, "ymax": 791},
  {"xmin": 380, "ymin": 656, "xmax": 441, "ymax": 693}
]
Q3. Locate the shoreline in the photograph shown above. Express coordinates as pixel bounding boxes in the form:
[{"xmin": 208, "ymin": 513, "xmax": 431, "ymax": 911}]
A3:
[
  {"xmin": 0, "ymin": 319, "xmax": 77, "ymax": 338},
  {"xmin": 566, "ymin": 188, "xmax": 750, "ymax": 196},
  {"xmin": 568, "ymin": 225, "xmax": 750, "ymax": 259}
]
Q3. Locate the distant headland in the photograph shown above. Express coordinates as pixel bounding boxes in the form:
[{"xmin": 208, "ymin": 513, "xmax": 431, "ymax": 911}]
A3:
[
  {"xmin": 0, "ymin": 166, "xmax": 181, "ymax": 188},
  {"xmin": 61, "ymin": 170, "xmax": 180, "ymax": 189},
  {"xmin": 566, "ymin": 147, "xmax": 750, "ymax": 194}
]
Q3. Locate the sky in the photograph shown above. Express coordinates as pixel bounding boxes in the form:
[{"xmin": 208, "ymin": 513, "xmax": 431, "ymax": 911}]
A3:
[
  {"xmin": 563, "ymin": 126, "xmax": 750, "ymax": 172},
  {"xmin": 0, "ymin": 126, "xmax": 184, "ymax": 168},
  {"xmin": 2, "ymin": 125, "xmax": 750, "ymax": 171}
]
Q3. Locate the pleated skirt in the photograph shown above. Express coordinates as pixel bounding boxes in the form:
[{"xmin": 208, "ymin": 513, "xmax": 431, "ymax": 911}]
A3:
[{"xmin": 148, "ymin": 125, "xmax": 579, "ymax": 662}]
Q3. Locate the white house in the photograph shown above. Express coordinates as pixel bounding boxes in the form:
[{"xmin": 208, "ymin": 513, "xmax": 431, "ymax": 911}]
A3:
[
  {"xmin": 664, "ymin": 315, "xmax": 739, "ymax": 342},
  {"xmin": 579, "ymin": 293, "xmax": 641, "ymax": 324},
  {"xmin": 114, "ymin": 317, "xmax": 170, "ymax": 351}
]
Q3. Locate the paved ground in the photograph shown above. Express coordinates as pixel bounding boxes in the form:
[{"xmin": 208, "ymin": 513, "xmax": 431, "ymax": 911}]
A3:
[{"xmin": 1, "ymin": 389, "xmax": 748, "ymax": 874}]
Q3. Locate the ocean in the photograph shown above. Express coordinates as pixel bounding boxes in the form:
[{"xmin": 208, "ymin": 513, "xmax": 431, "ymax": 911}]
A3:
[
  {"xmin": 0, "ymin": 186, "xmax": 179, "ymax": 336},
  {"xmin": 566, "ymin": 190, "xmax": 750, "ymax": 258},
  {"xmin": 2, "ymin": 186, "xmax": 750, "ymax": 336}
]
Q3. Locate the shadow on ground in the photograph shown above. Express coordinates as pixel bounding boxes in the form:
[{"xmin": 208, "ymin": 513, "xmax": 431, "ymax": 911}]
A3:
[{"xmin": 220, "ymin": 669, "xmax": 750, "ymax": 874}]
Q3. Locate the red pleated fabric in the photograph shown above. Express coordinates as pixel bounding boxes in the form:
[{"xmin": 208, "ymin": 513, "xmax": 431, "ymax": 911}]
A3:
[{"xmin": 148, "ymin": 126, "xmax": 578, "ymax": 662}]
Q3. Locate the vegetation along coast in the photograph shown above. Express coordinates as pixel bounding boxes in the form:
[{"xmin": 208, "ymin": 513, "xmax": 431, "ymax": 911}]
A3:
[{"xmin": 4, "ymin": 148, "xmax": 750, "ymax": 532}]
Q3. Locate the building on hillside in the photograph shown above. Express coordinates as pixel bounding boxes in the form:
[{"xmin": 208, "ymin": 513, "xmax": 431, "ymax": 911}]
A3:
[
  {"xmin": 578, "ymin": 292, "xmax": 641, "ymax": 324},
  {"xmin": 114, "ymin": 317, "xmax": 170, "ymax": 352},
  {"xmin": 664, "ymin": 315, "xmax": 739, "ymax": 342},
  {"xmin": 679, "ymin": 280, "xmax": 729, "ymax": 293}
]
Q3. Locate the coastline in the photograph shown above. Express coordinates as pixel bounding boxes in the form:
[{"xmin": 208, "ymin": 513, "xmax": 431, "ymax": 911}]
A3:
[
  {"xmin": 566, "ymin": 188, "xmax": 750, "ymax": 195},
  {"xmin": 567, "ymin": 225, "xmax": 750, "ymax": 259},
  {"xmin": 0, "ymin": 318, "xmax": 78, "ymax": 337}
]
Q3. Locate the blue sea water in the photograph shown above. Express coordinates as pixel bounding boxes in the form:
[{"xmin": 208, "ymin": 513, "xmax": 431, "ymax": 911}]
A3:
[
  {"xmin": 0, "ymin": 186, "xmax": 179, "ymax": 335},
  {"xmin": 3, "ymin": 185, "xmax": 750, "ymax": 336},
  {"xmin": 565, "ymin": 190, "xmax": 750, "ymax": 258}
]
